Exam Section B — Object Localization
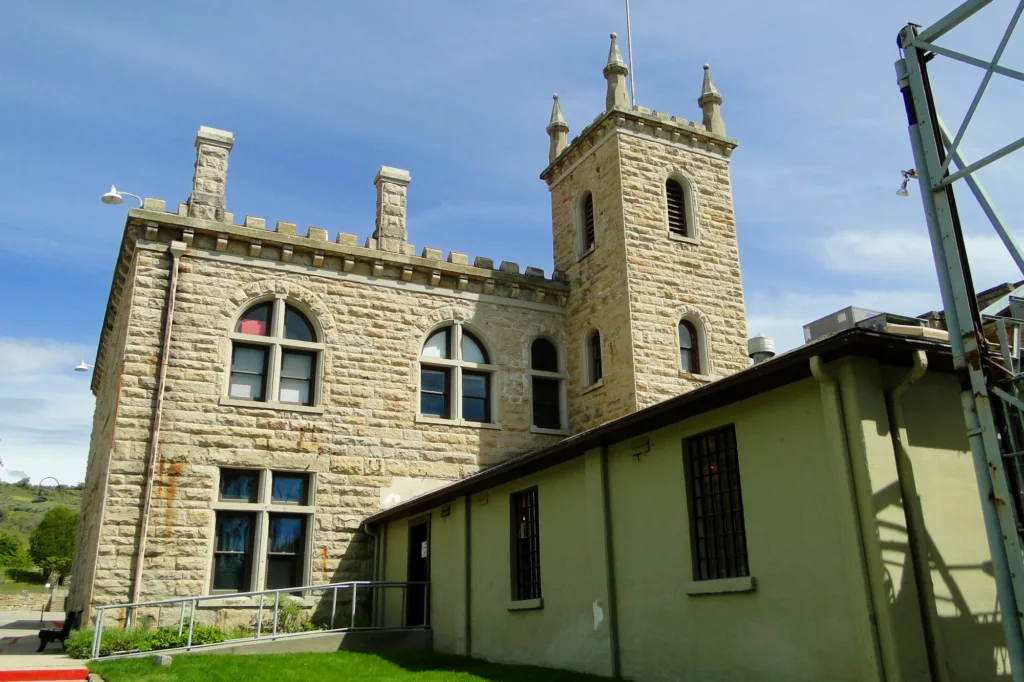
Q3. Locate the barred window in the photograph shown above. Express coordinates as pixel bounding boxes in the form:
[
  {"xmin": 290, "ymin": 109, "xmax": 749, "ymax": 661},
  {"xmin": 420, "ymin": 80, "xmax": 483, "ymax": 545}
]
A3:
[
  {"xmin": 511, "ymin": 487, "xmax": 542, "ymax": 601},
  {"xmin": 684, "ymin": 425, "xmax": 749, "ymax": 581}
]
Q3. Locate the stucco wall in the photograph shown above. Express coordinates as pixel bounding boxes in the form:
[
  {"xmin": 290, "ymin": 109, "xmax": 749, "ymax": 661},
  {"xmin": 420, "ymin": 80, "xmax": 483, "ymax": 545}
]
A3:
[
  {"xmin": 884, "ymin": 367, "xmax": 1008, "ymax": 681},
  {"xmin": 609, "ymin": 378, "xmax": 875, "ymax": 682}
]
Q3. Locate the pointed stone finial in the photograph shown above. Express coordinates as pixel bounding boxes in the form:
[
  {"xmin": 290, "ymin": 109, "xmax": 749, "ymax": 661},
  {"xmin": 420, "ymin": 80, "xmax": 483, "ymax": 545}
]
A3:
[
  {"xmin": 546, "ymin": 94, "xmax": 569, "ymax": 163},
  {"xmin": 603, "ymin": 33, "xmax": 630, "ymax": 111},
  {"xmin": 698, "ymin": 64, "xmax": 725, "ymax": 135}
]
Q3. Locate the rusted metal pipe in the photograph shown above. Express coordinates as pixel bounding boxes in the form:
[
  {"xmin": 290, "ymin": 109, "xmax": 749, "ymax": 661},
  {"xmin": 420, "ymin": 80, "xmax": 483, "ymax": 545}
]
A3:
[{"xmin": 129, "ymin": 241, "xmax": 186, "ymax": 608}]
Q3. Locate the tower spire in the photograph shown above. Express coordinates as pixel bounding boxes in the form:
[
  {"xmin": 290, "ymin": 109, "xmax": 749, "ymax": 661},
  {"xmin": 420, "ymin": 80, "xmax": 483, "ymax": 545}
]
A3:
[
  {"xmin": 698, "ymin": 64, "xmax": 725, "ymax": 135},
  {"xmin": 603, "ymin": 32, "xmax": 630, "ymax": 111},
  {"xmin": 546, "ymin": 94, "xmax": 570, "ymax": 163}
]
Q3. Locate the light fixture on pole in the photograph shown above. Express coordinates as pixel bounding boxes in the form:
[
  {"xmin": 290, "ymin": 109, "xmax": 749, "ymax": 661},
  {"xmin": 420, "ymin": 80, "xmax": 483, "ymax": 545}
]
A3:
[
  {"xmin": 74, "ymin": 361, "xmax": 94, "ymax": 373},
  {"xmin": 101, "ymin": 185, "xmax": 143, "ymax": 207},
  {"xmin": 896, "ymin": 168, "xmax": 918, "ymax": 197}
]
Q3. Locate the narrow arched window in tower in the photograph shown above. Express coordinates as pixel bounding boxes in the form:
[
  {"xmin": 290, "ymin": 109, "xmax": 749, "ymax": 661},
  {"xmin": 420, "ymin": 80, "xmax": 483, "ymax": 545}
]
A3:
[
  {"xmin": 666, "ymin": 178, "xmax": 689, "ymax": 238},
  {"xmin": 586, "ymin": 330, "xmax": 603, "ymax": 386},
  {"xmin": 679, "ymin": 320, "xmax": 700, "ymax": 374},
  {"xmin": 580, "ymin": 191, "xmax": 596, "ymax": 253}
]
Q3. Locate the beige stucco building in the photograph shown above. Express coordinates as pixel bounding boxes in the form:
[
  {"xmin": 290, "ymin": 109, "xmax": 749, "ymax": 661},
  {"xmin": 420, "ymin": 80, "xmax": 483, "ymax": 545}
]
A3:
[{"xmin": 369, "ymin": 332, "xmax": 1007, "ymax": 682}]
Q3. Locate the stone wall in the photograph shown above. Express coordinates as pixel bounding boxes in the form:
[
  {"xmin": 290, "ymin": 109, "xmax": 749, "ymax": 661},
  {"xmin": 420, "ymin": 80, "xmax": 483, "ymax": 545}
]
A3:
[
  {"xmin": 618, "ymin": 133, "xmax": 748, "ymax": 408},
  {"xmin": 79, "ymin": 232, "xmax": 567, "ymax": 609},
  {"xmin": 0, "ymin": 591, "xmax": 52, "ymax": 611},
  {"xmin": 549, "ymin": 135, "xmax": 639, "ymax": 433}
]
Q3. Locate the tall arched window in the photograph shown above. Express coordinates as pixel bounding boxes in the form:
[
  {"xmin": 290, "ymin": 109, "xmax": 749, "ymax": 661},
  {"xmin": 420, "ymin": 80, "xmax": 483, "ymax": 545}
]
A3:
[
  {"xmin": 665, "ymin": 175, "xmax": 696, "ymax": 241},
  {"xmin": 227, "ymin": 297, "xmax": 324, "ymax": 409},
  {"xmin": 678, "ymin": 318, "xmax": 704, "ymax": 375},
  {"xmin": 530, "ymin": 338, "xmax": 567, "ymax": 432},
  {"xmin": 419, "ymin": 323, "xmax": 498, "ymax": 425},
  {"xmin": 577, "ymin": 191, "xmax": 596, "ymax": 256},
  {"xmin": 586, "ymin": 330, "xmax": 603, "ymax": 386}
]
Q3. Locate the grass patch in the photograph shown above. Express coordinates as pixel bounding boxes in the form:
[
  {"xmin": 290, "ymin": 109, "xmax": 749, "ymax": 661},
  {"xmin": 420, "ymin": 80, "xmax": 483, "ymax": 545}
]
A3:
[
  {"xmin": 88, "ymin": 651, "xmax": 610, "ymax": 681},
  {"xmin": 0, "ymin": 579, "xmax": 47, "ymax": 593}
]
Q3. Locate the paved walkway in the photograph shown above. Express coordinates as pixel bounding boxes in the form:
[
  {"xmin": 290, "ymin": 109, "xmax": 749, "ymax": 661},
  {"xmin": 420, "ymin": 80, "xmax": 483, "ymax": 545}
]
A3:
[{"xmin": 0, "ymin": 611, "xmax": 84, "ymax": 671}]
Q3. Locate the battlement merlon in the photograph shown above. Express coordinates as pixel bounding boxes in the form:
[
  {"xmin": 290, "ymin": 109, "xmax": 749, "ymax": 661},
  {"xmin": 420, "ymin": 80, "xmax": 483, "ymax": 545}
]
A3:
[
  {"xmin": 539, "ymin": 104, "xmax": 739, "ymax": 188},
  {"xmin": 88, "ymin": 206, "xmax": 569, "ymax": 395}
]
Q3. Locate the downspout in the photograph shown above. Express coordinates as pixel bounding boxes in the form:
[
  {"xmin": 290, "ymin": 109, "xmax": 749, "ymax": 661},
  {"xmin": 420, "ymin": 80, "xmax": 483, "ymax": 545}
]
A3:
[
  {"xmin": 364, "ymin": 522, "xmax": 381, "ymax": 627},
  {"xmin": 885, "ymin": 351, "xmax": 950, "ymax": 682},
  {"xmin": 464, "ymin": 493, "xmax": 472, "ymax": 658},
  {"xmin": 599, "ymin": 444, "xmax": 621, "ymax": 678},
  {"xmin": 810, "ymin": 357, "xmax": 889, "ymax": 681},
  {"xmin": 129, "ymin": 240, "xmax": 186, "ymax": 607}
]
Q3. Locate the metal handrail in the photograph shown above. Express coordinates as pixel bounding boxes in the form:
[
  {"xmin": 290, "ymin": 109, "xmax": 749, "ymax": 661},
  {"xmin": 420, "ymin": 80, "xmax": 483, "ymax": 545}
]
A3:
[{"xmin": 89, "ymin": 579, "xmax": 429, "ymax": 660}]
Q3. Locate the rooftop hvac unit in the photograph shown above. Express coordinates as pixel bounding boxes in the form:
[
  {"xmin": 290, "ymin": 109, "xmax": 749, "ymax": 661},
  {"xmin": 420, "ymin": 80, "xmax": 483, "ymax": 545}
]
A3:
[{"xmin": 802, "ymin": 307, "xmax": 927, "ymax": 344}]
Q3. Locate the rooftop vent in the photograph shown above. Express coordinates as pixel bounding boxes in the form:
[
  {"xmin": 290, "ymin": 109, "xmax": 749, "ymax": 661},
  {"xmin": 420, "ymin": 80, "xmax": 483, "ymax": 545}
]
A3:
[
  {"xmin": 803, "ymin": 306, "xmax": 930, "ymax": 344},
  {"xmin": 748, "ymin": 335, "xmax": 776, "ymax": 365}
]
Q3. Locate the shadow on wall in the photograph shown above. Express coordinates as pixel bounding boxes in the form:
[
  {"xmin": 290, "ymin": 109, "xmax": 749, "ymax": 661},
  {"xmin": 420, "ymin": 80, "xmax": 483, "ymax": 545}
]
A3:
[
  {"xmin": 874, "ymin": 478, "xmax": 1010, "ymax": 680},
  {"xmin": 376, "ymin": 651, "xmax": 618, "ymax": 682}
]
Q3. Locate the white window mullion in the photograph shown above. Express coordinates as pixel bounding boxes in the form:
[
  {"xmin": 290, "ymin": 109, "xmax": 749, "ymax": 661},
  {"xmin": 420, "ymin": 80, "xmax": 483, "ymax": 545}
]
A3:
[
  {"xmin": 253, "ymin": 510, "xmax": 269, "ymax": 592},
  {"xmin": 271, "ymin": 296, "xmax": 286, "ymax": 338},
  {"xmin": 268, "ymin": 344, "xmax": 283, "ymax": 404}
]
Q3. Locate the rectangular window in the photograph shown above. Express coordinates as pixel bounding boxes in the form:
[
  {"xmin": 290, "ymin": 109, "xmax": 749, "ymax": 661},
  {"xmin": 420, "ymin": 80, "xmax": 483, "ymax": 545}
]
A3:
[
  {"xmin": 510, "ymin": 487, "xmax": 542, "ymax": 601},
  {"xmin": 212, "ymin": 512, "xmax": 256, "ymax": 592},
  {"xmin": 420, "ymin": 367, "xmax": 450, "ymax": 418},
  {"xmin": 462, "ymin": 372, "xmax": 491, "ymax": 423},
  {"xmin": 266, "ymin": 514, "xmax": 306, "ymax": 590},
  {"xmin": 229, "ymin": 345, "xmax": 268, "ymax": 401},
  {"xmin": 532, "ymin": 377, "xmax": 561, "ymax": 429},
  {"xmin": 219, "ymin": 469, "xmax": 259, "ymax": 502},
  {"xmin": 279, "ymin": 350, "xmax": 315, "ymax": 406},
  {"xmin": 684, "ymin": 425, "xmax": 749, "ymax": 581},
  {"xmin": 272, "ymin": 472, "xmax": 309, "ymax": 505}
]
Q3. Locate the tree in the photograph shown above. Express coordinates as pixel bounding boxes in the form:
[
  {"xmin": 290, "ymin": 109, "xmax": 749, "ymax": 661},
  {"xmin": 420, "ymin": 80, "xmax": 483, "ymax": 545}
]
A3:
[
  {"xmin": 29, "ymin": 506, "xmax": 77, "ymax": 584},
  {"xmin": 0, "ymin": 531, "xmax": 21, "ymax": 565},
  {"xmin": 14, "ymin": 477, "xmax": 30, "ymax": 488}
]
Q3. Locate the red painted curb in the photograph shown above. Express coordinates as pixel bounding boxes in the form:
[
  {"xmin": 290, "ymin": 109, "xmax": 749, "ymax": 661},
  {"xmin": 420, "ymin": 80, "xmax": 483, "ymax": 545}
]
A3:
[{"xmin": 0, "ymin": 669, "xmax": 89, "ymax": 681}]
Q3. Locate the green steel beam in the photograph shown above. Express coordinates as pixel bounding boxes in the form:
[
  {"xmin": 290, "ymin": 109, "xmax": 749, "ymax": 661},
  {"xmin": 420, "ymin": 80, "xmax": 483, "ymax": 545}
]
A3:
[{"xmin": 918, "ymin": 0, "xmax": 994, "ymax": 42}]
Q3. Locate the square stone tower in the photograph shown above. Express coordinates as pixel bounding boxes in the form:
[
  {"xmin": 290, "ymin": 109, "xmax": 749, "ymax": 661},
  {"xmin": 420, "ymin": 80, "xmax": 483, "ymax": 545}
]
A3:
[{"xmin": 541, "ymin": 35, "xmax": 748, "ymax": 433}]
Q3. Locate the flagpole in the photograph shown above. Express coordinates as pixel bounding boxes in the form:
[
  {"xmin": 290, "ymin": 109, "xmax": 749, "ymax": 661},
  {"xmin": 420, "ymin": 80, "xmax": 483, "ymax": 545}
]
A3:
[{"xmin": 624, "ymin": 0, "xmax": 636, "ymax": 108}]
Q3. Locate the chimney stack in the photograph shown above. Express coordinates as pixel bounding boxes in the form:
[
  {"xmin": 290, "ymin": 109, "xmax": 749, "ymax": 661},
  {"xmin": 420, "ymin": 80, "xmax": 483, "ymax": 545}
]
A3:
[
  {"xmin": 188, "ymin": 126, "xmax": 234, "ymax": 222},
  {"xmin": 372, "ymin": 166, "xmax": 412, "ymax": 253}
]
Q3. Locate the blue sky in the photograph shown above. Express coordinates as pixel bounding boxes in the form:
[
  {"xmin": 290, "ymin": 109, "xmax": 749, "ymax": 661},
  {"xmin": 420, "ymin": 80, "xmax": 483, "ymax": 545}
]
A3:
[{"xmin": 1, "ymin": 1, "xmax": 1022, "ymax": 484}]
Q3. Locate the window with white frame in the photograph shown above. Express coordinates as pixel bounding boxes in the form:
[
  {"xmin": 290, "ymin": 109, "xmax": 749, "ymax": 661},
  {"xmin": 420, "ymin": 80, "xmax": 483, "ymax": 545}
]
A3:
[
  {"xmin": 211, "ymin": 468, "xmax": 314, "ymax": 594},
  {"xmin": 227, "ymin": 297, "xmax": 324, "ymax": 409},
  {"xmin": 418, "ymin": 323, "xmax": 498, "ymax": 425},
  {"xmin": 529, "ymin": 338, "xmax": 567, "ymax": 432}
]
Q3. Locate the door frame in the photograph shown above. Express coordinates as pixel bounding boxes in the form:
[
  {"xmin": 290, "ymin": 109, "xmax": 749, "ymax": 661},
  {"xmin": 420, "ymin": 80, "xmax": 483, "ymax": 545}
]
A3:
[{"xmin": 406, "ymin": 514, "xmax": 432, "ymax": 627}]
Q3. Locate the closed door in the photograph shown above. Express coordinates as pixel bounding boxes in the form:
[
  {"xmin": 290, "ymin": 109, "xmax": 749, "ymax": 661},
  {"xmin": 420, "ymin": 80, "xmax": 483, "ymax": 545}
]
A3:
[{"xmin": 406, "ymin": 520, "xmax": 430, "ymax": 627}]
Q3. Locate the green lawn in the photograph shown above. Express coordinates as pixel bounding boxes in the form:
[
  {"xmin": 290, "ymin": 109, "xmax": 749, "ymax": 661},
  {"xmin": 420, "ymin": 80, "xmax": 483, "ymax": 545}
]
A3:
[
  {"xmin": 88, "ymin": 651, "xmax": 610, "ymax": 682},
  {"xmin": 0, "ymin": 579, "xmax": 46, "ymax": 593}
]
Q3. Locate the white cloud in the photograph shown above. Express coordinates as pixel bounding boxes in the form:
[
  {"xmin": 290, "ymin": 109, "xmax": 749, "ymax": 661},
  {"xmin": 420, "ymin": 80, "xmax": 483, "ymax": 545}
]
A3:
[{"xmin": 0, "ymin": 337, "xmax": 94, "ymax": 485}]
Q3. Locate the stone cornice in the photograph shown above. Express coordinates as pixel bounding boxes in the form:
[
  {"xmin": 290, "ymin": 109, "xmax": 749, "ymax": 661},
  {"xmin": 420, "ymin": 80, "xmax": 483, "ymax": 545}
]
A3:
[
  {"xmin": 539, "ymin": 106, "xmax": 739, "ymax": 186},
  {"xmin": 91, "ymin": 208, "xmax": 570, "ymax": 394}
]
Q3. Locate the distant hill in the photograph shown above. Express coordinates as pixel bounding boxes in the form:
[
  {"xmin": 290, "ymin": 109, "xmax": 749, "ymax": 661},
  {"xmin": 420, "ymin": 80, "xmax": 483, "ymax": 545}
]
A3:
[{"xmin": 0, "ymin": 481, "xmax": 83, "ymax": 548}]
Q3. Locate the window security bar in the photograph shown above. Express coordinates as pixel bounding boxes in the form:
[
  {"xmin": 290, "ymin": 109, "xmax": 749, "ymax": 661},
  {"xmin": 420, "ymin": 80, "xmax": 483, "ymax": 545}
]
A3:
[{"xmin": 89, "ymin": 580, "xmax": 429, "ymax": 660}]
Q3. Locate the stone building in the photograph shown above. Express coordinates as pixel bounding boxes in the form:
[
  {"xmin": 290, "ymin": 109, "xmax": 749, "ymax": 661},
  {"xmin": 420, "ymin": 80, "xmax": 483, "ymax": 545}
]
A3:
[{"xmin": 68, "ymin": 34, "xmax": 748, "ymax": 615}]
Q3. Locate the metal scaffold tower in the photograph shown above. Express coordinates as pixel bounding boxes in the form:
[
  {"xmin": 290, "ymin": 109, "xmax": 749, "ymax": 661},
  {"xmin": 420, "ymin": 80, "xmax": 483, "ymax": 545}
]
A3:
[{"xmin": 896, "ymin": 0, "xmax": 1024, "ymax": 676}]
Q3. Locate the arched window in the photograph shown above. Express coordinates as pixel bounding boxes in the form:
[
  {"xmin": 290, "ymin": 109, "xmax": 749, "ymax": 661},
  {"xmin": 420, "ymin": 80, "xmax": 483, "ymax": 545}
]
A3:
[
  {"xmin": 419, "ymin": 323, "xmax": 498, "ymax": 425},
  {"xmin": 227, "ymin": 298, "xmax": 324, "ymax": 409},
  {"xmin": 679, "ymin": 318, "xmax": 707, "ymax": 375},
  {"xmin": 530, "ymin": 338, "xmax": 567, "ymax": 432},
  {"xmin": 586, "ymin": 330, "xmax": 603, "ymax": 386},
  {"xmin": 577, "ymin": 191, "xmax": 596, "ymax": 256},
  {"xmin": 665, "ymin": 175, "xmax": 696, "ymax": 241}
]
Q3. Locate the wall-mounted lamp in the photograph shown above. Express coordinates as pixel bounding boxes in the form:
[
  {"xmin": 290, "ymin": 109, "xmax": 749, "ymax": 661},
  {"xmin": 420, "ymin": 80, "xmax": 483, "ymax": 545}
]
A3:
[
  {"xmin": 74, "ymin": 361, "xmax": 94, "ymax": 373},
  {"xmin": 101, "ymin": 185, "xmax": 143, "ymax": 207},
  {"xmin": 896, "ymin": 169, "xmax": 918, "ymax": 197}
]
